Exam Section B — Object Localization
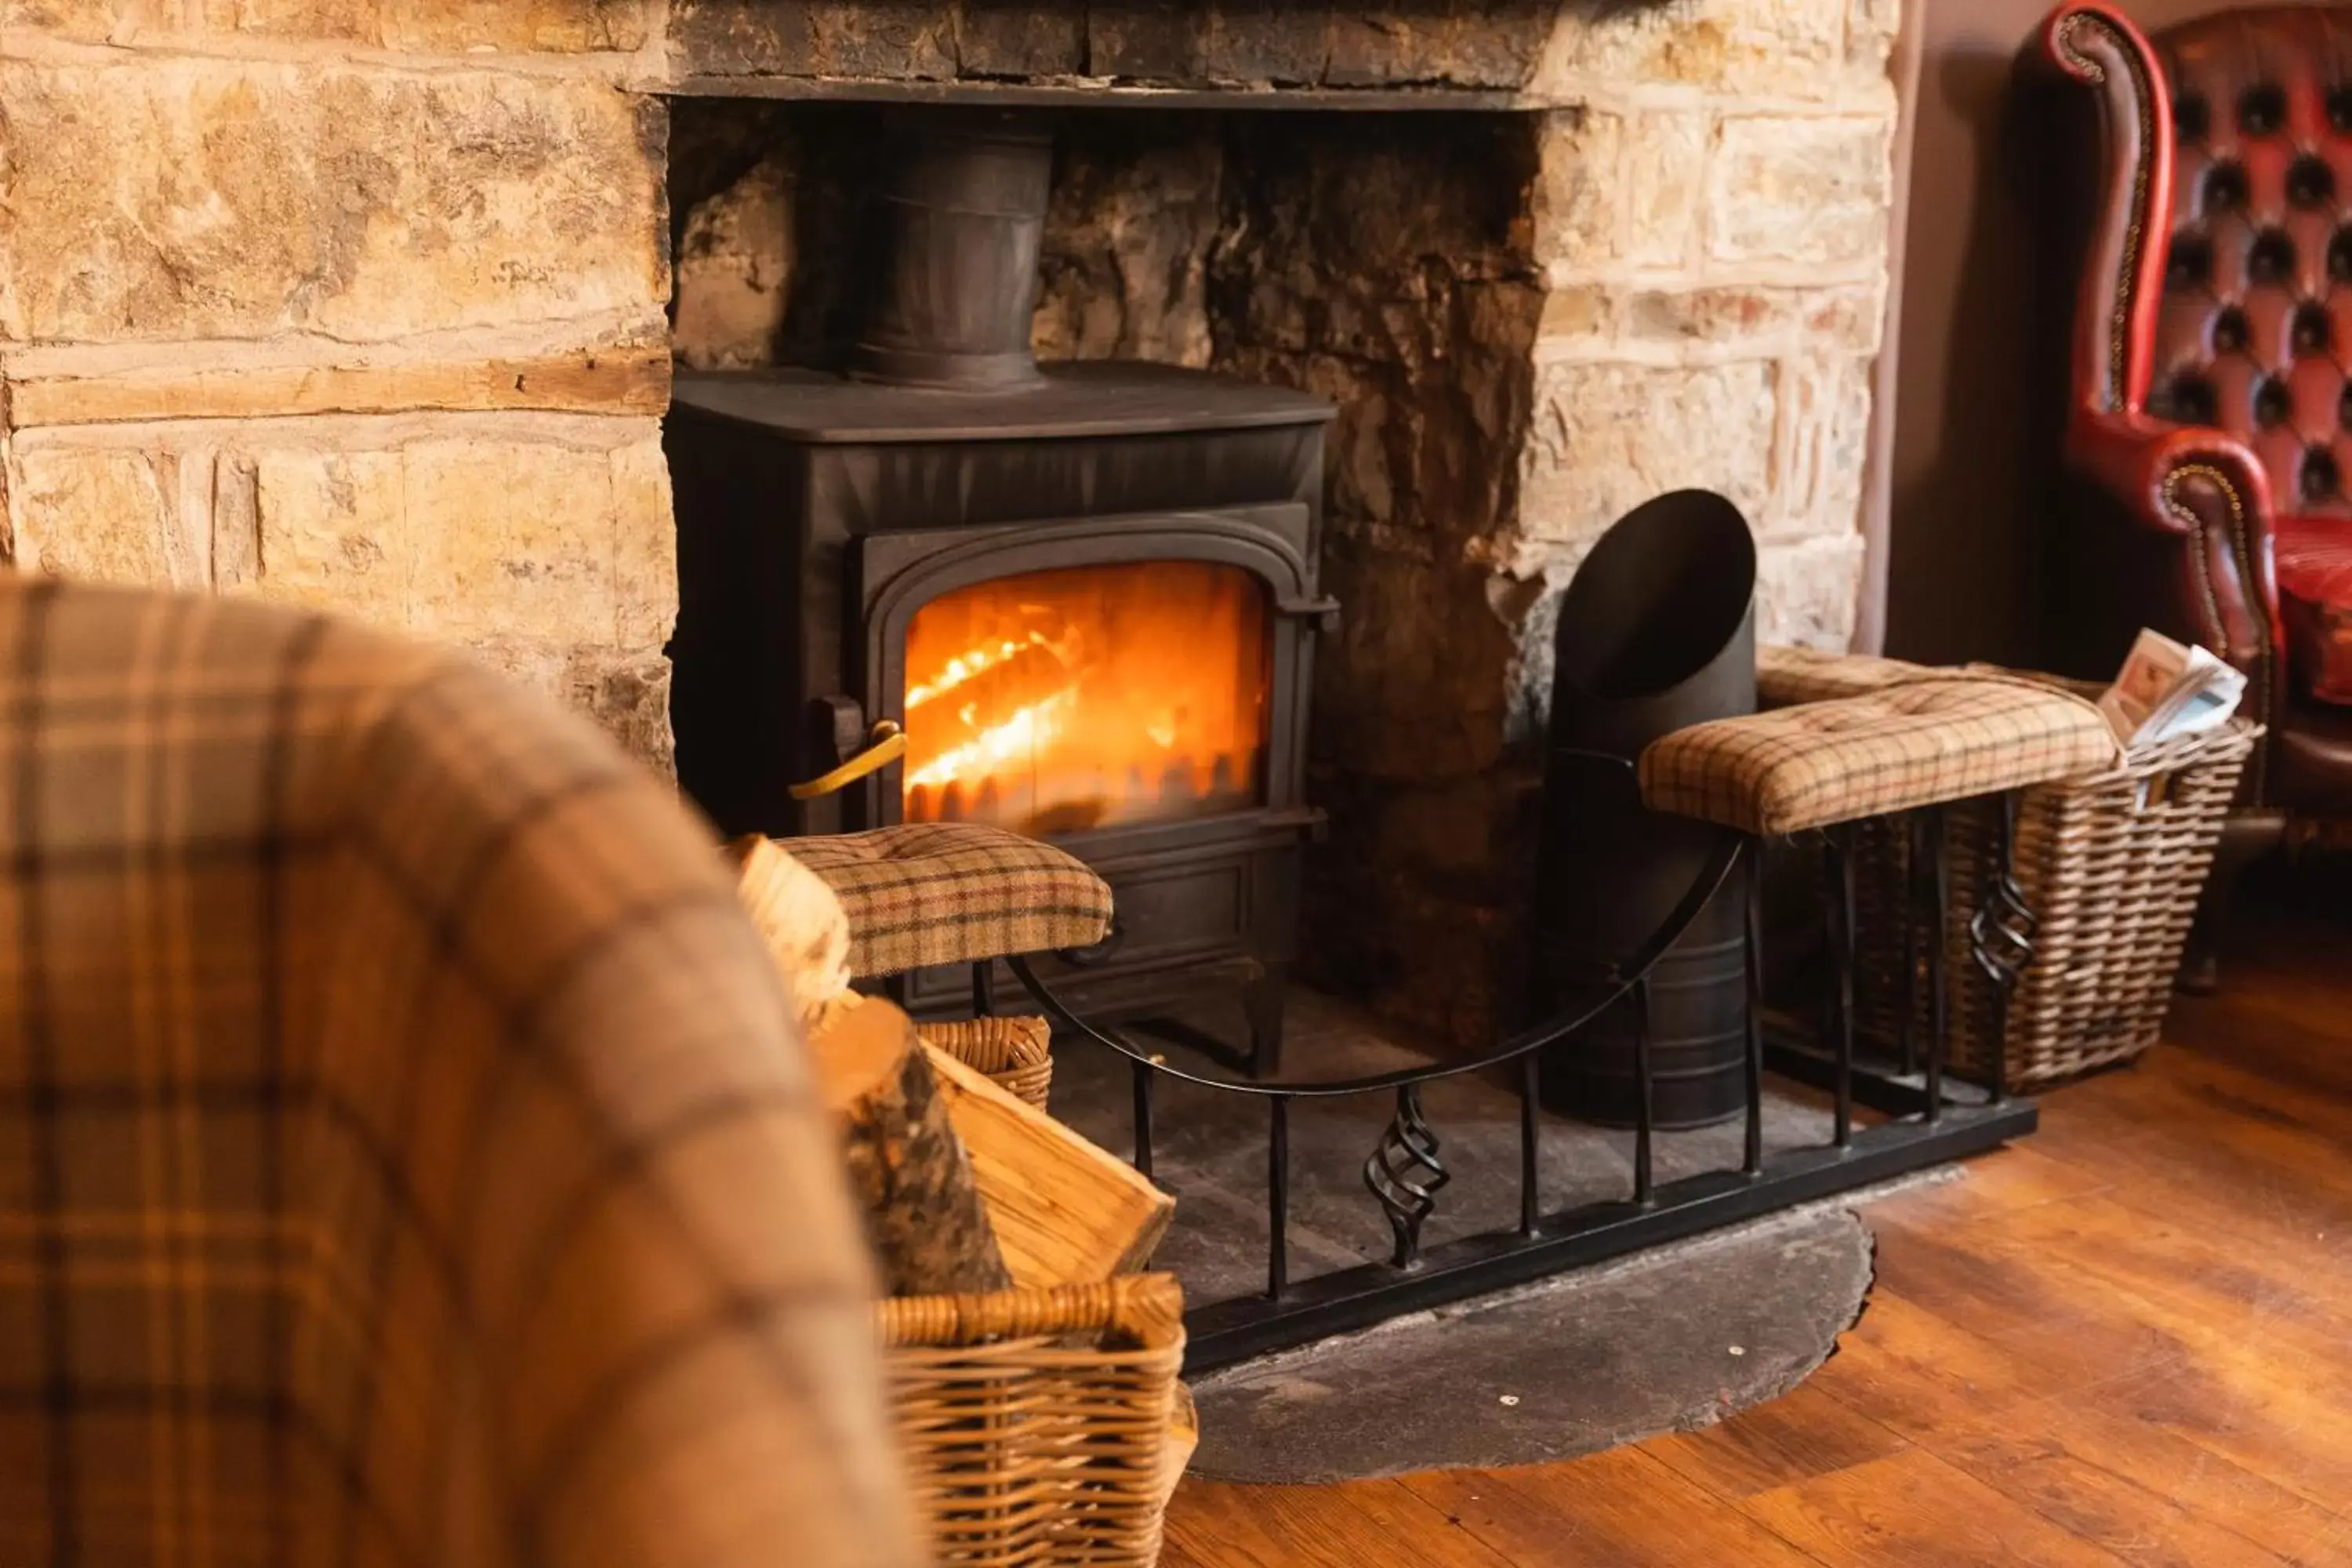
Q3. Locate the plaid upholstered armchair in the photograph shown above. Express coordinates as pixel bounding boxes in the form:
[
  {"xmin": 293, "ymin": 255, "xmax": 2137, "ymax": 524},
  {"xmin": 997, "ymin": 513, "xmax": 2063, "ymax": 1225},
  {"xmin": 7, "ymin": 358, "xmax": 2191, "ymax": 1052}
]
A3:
[{"xmin": 0, "ymin": 579, "xmax": 918, "ymax": 1568}]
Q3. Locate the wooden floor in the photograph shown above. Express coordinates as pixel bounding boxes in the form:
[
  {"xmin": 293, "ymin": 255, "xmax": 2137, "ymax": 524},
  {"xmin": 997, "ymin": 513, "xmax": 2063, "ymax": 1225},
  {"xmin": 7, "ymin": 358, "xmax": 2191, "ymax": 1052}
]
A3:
[{"xmin": 1164, "ymin": 882, "xmax": 2352, "ymax": 1566}]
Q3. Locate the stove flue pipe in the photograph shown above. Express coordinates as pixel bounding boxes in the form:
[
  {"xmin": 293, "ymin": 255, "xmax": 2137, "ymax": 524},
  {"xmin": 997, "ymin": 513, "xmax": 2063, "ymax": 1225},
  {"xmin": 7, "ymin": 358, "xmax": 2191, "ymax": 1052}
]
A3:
[{"xmin": 848, "ymin": 111, "xmax": 1056, "ymax": 391}]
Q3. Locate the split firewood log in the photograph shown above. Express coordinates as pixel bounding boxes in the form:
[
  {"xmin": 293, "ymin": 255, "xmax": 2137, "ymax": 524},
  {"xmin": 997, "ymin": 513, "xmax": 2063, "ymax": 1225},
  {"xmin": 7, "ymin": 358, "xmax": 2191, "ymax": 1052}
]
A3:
[
  {"xmin": 924, "ymin": 1044, "xmax": 1174, "ymax": 1285},
  {"xmin": 728, "ymin": 834, "xmax": 858, "ymax": 1037},
  {"xmin": 808, "ymin": 996, "xmax": 1011, "ymax": 1297}
]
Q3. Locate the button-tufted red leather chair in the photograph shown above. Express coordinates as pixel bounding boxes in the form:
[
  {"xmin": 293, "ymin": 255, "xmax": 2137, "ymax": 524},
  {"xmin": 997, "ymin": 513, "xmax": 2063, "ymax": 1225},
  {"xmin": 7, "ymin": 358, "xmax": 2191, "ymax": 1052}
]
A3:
[{"xmin": 2038, "ymin": 1, "xmax": 2352, "ymax": 898}]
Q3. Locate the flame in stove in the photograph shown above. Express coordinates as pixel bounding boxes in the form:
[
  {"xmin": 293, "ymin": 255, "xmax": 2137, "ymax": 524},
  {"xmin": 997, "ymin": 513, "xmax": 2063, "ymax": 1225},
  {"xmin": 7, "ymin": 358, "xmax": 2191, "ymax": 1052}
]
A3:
[
  {"xmin": 906, "ymin": 690, "xmax": 1073, "ymax": 789},
  {"xmin": 905, "ymin": 630, "xmax": 1054, "ymax": 710},
  {"xmin": 899, "ymin": 561, "xmax": 1270, "ymax": 836}
]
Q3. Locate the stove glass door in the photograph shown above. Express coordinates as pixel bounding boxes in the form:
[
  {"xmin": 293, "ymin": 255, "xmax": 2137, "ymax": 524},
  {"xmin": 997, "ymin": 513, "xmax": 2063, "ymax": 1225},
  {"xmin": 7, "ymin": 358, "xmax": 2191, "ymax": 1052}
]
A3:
[{"xmin": 899, "ymin": 560, "xmax": 1271, "ymax": 835}]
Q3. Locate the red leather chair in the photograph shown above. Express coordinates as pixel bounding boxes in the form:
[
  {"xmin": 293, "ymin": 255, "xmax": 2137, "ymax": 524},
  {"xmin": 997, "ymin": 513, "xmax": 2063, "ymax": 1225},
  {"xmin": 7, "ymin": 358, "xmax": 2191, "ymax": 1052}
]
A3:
[{"xmin": 2037, "ymin": 2, "xmax": 2352, "ymax": 883}]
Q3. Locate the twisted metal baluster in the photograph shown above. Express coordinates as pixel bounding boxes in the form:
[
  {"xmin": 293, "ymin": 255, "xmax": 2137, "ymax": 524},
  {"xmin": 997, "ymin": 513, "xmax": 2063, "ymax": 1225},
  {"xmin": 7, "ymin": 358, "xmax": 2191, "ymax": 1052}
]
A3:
[
  {"xmin": 1365, "ymin": 1084, "xmax": 1450, "ymax": 1269},
  {"xmin": 1967, "ymin": 792, "xmax": 2036, "ymax": 1104}
]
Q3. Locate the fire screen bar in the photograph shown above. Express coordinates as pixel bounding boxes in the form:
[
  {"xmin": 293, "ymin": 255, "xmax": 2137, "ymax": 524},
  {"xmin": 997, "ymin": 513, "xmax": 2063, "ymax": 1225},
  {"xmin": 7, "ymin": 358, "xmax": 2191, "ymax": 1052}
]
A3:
[{"xmin": 1008, "ymin": 797, "xmax": 2041, "ymax": 1373}]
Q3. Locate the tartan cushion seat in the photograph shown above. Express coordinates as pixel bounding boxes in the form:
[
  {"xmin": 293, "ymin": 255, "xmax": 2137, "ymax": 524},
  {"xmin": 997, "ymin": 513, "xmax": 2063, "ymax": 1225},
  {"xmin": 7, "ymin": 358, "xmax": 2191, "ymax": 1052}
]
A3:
[
  {"xmin": 1640, "ymin": 676, "xmax": 2122, "ymax": 837},
  {"xmin": 1756, "ymin": 644, "xmax": 1934, "ymax": 707},
  {"xmin": 777, "ymin": 823, "xmax": 1114, "ymax": 978}
]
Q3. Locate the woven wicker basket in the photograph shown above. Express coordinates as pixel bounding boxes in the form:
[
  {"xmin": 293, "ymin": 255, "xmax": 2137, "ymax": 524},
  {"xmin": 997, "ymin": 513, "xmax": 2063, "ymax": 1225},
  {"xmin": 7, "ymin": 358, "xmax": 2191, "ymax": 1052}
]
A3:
[
  {"xmin": 920, "ymin": 1014, "xmax": 1054, "ymax": 1109},
  {"xmin": 879, "ymin": 1274, "xmax": 1186, "ymax": 1567},
  {"xmin": 1853, "ymin": 713, "xmax": 2259, "ymax": 1088}
]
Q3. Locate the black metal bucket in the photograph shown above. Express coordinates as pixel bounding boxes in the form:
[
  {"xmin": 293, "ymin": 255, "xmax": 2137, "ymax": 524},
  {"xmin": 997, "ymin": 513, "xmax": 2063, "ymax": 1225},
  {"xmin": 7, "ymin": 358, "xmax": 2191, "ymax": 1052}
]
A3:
[{"xmin": 1532, "ymin": 490, "xmax": 1757, "ymax": 1129}]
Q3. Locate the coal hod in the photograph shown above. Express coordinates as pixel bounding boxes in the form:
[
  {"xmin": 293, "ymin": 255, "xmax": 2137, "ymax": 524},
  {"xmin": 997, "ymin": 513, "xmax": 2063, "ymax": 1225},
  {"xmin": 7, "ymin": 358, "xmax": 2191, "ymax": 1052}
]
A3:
[{"xmin": 1532, "ymin": 490, "xmax": 1759, "ymax": 1128}]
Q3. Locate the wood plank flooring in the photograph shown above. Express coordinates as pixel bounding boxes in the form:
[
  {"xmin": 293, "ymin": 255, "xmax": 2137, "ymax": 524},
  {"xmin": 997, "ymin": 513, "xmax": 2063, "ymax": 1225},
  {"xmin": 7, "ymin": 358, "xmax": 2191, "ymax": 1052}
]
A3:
[{"xmin": 1165, "ymin": 886, "xmax": 2352, "ymax": 1566}]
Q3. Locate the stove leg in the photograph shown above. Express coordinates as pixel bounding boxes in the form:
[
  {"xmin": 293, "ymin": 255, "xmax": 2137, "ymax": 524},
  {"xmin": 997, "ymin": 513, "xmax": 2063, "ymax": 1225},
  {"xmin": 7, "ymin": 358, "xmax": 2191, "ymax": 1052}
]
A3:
[{"xmin": 1245, "ymin": 964, "xmax": 1289, "ymax": 1080}]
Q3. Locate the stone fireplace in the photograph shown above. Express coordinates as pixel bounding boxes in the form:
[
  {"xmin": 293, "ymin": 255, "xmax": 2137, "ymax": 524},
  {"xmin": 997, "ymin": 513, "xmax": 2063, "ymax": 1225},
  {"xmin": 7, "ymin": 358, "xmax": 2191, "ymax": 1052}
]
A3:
[{"xmin": 0, "ymin": 0, "xmax": 1899, "ymax": 1049}]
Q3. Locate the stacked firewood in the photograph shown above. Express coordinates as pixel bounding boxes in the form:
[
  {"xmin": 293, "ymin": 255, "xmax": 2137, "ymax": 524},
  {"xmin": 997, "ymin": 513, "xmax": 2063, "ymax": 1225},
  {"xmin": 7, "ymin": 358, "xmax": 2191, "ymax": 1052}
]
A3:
[{"xmin": 728, "ymin": 837, "xmax": 1196, "ymax": 1475}]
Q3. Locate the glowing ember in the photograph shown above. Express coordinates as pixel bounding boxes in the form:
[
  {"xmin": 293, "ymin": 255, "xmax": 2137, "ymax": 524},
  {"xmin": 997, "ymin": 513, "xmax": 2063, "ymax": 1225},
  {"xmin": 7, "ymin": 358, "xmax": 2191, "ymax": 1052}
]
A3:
[
  {"xmin": 906, "ymin": 692, "xmax": 1071, "ymax": 789},
  {"xmin": 905, "ymin": 631, "xmax": 1054, "ymax": 710},
  {"xmin": 900, "ymin": 561, "xmax": 1269, "ymax": 835}
]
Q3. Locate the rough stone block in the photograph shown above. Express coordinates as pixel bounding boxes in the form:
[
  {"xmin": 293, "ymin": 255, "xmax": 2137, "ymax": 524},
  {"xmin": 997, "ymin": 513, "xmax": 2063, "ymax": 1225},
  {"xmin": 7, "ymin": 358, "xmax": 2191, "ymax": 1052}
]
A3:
[
  {"xmin": 956, "ymin": 2, "xmax": 1088, "ymax": 76},
  {"xmin": 1033, "ymin": 127, "xmax": 1223, "ymax": 366},
  {"xmin": 666, "ymin": 0, "xmax": 820, "ymax": 74},
  {"xmin": 1535, "ymin": 0, "xmax": 1732, "ymax": 91},
  {"xmin": 1707, "ymin": 114, "xmax": 1893, "ymax": 270},
  {"xmin": 12, "ymin": 419, "xmax": 673, "ymax": 653},
  {"xmin": 10, "ymin": 445, "xmax": 186, "ymax": 586},
  {"xmin": 0, "ymin": 60, "xmax": 664, "ymax": 347},
  {"xmin": 391, "ymin": 432, "xmax": 673, "ymax": 647},
  {"xmin": 1616, "ymin": 282, "xmax": 1885, "ymax": 357},
  {"xmin": 1619, "ymin": 111, "xmax": 1708, "ymax": 270},
  {"xmin": 1204, "ymin": 2, "xmax": 1333, "ymax": 85},
  {"xmin": 0, "ymin": 0, "xmax": 652, "ymax": 52},
  {"xmin": 1719, "ymin": 0, "xmax": 1849, "ymax": 96},
  {"xmin": 811, "ymin": 1, "xmax": 958, "ymax": 77},
  {"xmin": 1535, "ymin": 107, "xmax": 1707, "ymax": 274},
  {"xmin": 246, "ymin": 448, "xmax": 412, "ymax": 626},
  {"xmin": 1437, "ymin": 0, "xmax": 1560, "ymax": 89},
  {"xmin": 1087, "ymin": 0, "xmax": 1213, "ymax": 82},
  {"xmin": 1533, "ymin": 110, "xmax": 1621, "ymax": 272},
  {"xmin": 1770, "ymin": 354, "xmax": 1875, "ymax": 537},
  {"xmin": 1517, "ymin": 360, "xmax": 1777, "ymax": 550},
  {"xmin": 1756, "ymin": 533, "xmax": 1866, "ymax": 649},
  {"xmin": 472, "ymin": 637, "xmax": 677, "ymax": 779},
  {"xmin": 1535, "ymin": 0, "xmax": 1866, "ymax": 100},
  {"xmin": 1315, "ymin": 3, "xmax": 1551, "ymax": 89},
  {"xmin": 1846, "ymin": 0, "xmax": 1902, "ymax": 74},
  {"xmin": 1323, "ymin": 9, "xmax": 1460, "ymax": 87},
  {"xmin": 673, "ymin": 157, "xmax": 794, "ymax": 372}
]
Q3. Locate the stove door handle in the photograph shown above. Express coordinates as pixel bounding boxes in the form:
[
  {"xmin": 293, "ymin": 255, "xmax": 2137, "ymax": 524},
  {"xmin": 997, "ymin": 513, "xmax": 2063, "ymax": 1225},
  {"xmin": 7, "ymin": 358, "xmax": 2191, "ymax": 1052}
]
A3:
[
  {"xmin": 1277, "ymin": 594, "xmax": 1341, "ymax": 634},
  {"xmin": 789, "ymin": 720, "xmax": 907, "ymax": 801}
]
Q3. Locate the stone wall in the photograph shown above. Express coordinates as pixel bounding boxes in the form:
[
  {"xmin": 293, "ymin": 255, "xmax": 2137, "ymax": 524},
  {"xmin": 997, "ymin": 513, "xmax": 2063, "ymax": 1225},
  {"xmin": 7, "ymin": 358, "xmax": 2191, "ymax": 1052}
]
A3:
[
  {"xmin": 1203, "ymin": 114, "xmax": 1549, "ymax": 1043},
  {"xmin": 1, "ymin": 0, "xmax": 1896, "ymax": 1042},
  {"xmin": 0, "ymin": 4, "xmax": 678, "ymax": 768},
  {"xmin": 668, "ymin": 0, "xmax": 1897, "ymax": 1043}
]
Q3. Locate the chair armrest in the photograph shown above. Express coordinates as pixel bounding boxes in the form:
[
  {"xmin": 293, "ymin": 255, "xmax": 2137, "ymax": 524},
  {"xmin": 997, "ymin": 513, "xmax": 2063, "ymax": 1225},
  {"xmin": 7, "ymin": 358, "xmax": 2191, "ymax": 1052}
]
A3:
[
  {"xmin": 2039, "ymin": 2, "xmax": 2174, "ymax": 417},
  {"xmin": 2063, "ymin": 409, "xmax": 2285, "ymax": 734}
]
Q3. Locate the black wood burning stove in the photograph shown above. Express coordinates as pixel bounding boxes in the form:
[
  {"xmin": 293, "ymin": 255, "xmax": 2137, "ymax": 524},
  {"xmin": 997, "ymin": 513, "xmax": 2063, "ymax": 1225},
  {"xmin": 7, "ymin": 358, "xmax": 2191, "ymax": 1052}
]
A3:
[{"xmin": 666, "ymin": 111, "xmax": 1335, "ymax": 1070}]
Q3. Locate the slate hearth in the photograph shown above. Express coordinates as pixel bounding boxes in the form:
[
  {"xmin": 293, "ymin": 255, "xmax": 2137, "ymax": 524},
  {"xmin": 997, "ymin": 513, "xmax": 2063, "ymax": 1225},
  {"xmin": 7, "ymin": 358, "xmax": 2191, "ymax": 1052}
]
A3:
[{"xmin": 1048, "ymin": 989, "xmax": 1863, "ymax": 1307}]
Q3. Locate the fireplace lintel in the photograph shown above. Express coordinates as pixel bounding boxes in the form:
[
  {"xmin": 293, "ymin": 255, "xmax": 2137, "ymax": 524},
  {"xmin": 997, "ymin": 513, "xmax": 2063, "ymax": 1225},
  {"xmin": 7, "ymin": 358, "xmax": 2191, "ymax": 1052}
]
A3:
[{"xmin": 666, "ymin": 77, "xmax": 1537, "ymax": 113}]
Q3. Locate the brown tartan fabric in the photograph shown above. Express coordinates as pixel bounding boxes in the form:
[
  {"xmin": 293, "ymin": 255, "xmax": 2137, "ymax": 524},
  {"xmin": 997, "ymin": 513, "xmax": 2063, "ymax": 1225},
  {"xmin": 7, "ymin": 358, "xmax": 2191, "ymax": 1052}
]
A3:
[
  {"xmin": 1640, "ymin": 676, "xmax": 2122, "ymax": 837},
  {"xmin": 0, "ymin": 578, "xmax": 918, "ymax": 1568},
  {"xmin": 775, "ymin": 826, "xmax": 1113, "ymax": 980},
  {"xmin": 1755, "ymin": 644, "xmax": 1934, "ymax": 708}
]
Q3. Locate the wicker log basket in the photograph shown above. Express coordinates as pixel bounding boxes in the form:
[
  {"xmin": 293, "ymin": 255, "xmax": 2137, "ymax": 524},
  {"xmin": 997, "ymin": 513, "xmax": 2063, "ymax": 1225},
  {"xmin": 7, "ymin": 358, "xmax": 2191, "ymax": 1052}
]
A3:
[
  {"xmin": 1855, "ymin": 713, "xmax": 2259, "ymax": 1088},
  {"xmin": 879, "ymin": 1274, "xmax": 1187, "ymax": 1566},
  {"xmin": 920, "ymin": 1014, "xmax": 1055, "ymax": 1109}
]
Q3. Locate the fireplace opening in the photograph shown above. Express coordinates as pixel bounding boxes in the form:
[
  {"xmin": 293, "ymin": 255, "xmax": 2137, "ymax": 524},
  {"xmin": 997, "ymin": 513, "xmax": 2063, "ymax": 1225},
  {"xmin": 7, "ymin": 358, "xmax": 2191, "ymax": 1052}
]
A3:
[
  {"xmin": 666, "ymin": 94, "xmax": 1540, "ymax": 1062},
  {"xmin": 902, "ymin": 561, "xmax": 1270, "ymax": 836}
]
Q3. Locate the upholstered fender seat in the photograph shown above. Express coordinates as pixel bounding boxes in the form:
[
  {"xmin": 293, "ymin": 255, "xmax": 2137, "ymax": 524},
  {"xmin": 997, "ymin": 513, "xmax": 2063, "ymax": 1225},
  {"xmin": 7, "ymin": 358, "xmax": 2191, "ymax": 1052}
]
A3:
[
  {"xmin": 779, "ymin": 823, "xmax": 1114, "ymax": 979},
  {"xmin": 1642, "ymin": 673, "xmax": 2120, "ymax": 837}
]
